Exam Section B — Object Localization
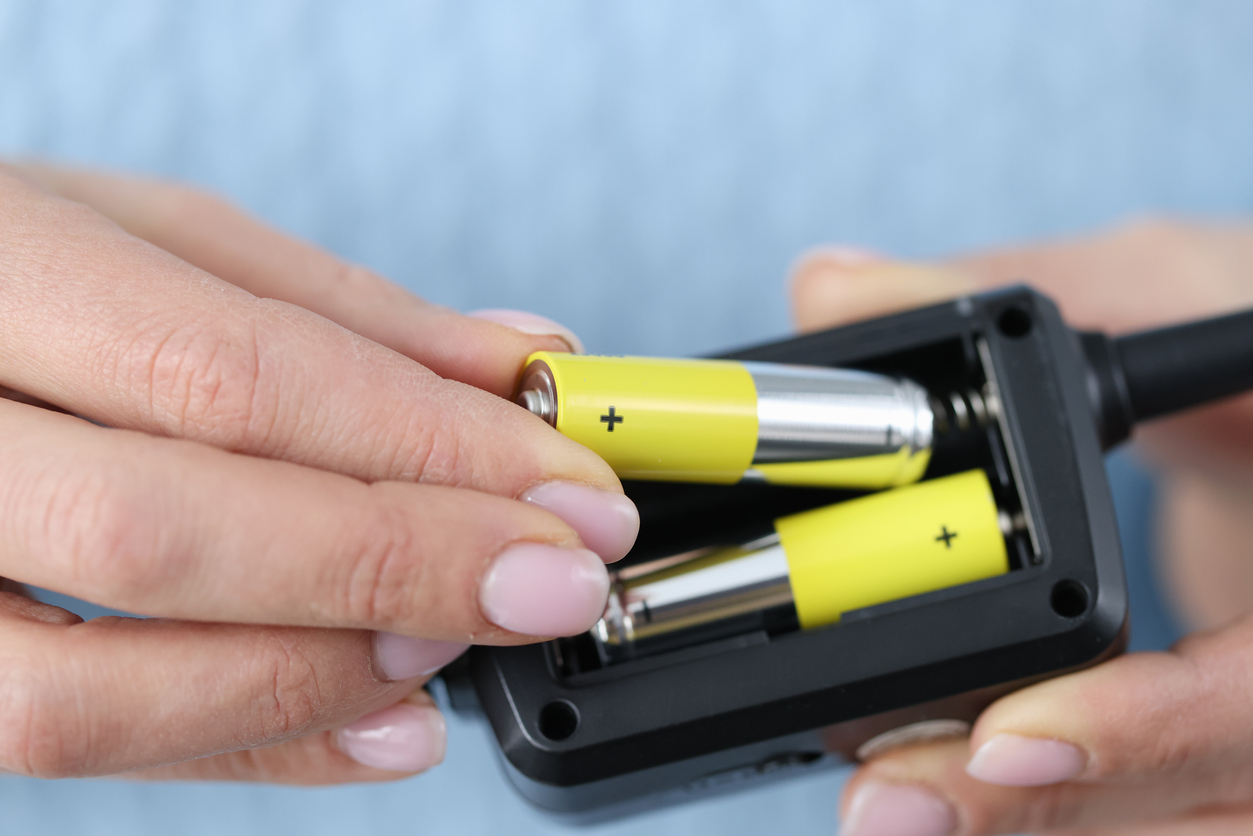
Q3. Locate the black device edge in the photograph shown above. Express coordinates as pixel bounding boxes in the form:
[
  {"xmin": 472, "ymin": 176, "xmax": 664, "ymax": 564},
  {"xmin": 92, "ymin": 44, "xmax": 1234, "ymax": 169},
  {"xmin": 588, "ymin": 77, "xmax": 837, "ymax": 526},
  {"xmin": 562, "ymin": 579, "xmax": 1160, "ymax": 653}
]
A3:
[{"xmin": 450, "ymin": 286, "xmax": 1130, "ymax": 814}]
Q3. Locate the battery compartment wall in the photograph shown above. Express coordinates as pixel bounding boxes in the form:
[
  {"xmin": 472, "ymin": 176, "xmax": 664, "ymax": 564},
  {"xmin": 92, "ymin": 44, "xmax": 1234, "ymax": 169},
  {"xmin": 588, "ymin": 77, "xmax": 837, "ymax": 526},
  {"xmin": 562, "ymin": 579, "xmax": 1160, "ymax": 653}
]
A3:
[{"xmin": 549, "ymin": 333, "xmax": 1038, "ymax": 682}]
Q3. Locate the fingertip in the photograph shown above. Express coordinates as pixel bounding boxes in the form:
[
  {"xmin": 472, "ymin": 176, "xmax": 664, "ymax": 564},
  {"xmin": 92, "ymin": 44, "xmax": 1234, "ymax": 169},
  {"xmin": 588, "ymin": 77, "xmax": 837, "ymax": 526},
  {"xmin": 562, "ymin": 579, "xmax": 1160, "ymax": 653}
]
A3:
[
  {"xmin": 334, "ymin": 701, "xmax": 447, "ymax": 774},
  {"xmin": 789, "ymin": 248, "xmax": 847, "ymax": 321},
  {"xmin": 479, "ymin": 543, "xmax": 609, "ymax": 637},
  {"xmin": 371, "ymin": 633, "xmax": 469, "ymax": 681},
  {"xmin": 789, "ymin": 246, "xmax": 889, "ymax": 332},
  {"xmin": 467, "ymin": 308, "xmax": 585, "ymax": 354},
  {"xmin": 840, "ymin": 779, "xmax": 958, "ymax": 836},
  {"xmin": 520, "ymin": 481, "xmax": 639, "ymax": 562},
  {"xmin": 965, "ymin": 734, "xmax": 1087, "ymax": 787},
  {"xmin": 797, "ymin": 245, "xmax": 887, "ymax": 272},
  {"xmin": 789, "ymin": 248, "xmax": 979, "ymax": 332}
]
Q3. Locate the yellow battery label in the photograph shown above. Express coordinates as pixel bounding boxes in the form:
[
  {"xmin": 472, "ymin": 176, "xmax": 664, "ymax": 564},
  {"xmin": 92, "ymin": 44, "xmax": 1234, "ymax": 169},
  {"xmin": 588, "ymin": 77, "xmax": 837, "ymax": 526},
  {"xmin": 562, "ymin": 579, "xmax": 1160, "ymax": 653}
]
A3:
[
  {"xmin": 751, "ymin": 449, "xmax": 931, "ymax": 489},
  {"xmin": 529, "ymin": 352, "xmax": 759, "ymax": 483},
  {"xmin": 777, "ymin": 469, "xmax": 1008, "ymax": 629}
]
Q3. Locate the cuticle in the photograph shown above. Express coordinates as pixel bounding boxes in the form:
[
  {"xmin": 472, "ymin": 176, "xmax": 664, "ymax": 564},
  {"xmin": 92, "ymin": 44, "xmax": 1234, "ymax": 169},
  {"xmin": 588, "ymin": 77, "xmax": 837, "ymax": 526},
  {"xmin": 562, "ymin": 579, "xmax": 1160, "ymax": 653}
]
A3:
[{"xmin": 516, "ymin": 478, "xmax": 624, "ymax": 501}]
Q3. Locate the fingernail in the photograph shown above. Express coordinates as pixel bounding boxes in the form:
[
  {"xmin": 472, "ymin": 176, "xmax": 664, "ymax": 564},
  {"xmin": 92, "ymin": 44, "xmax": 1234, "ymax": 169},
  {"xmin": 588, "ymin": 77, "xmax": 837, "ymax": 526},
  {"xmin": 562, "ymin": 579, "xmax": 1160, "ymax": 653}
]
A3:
[
  {"xmin": 467, "ymin": 308, "xmax": 585, "ymax": 353},
  {"xmin": 814, "ymin": 246, "xmax": 885, "ymax": 269},
  {"xmin": 521, "ymin": 482, "xmax": 640, "ymax": 562},
  {"xmin": 840, "ymin": 780, "xmax": 956, "ymax": 836},
  {"xmin": 336, "ymin": 703, "xmax": 446, "ymax": 772},
  {"xmin": 479, "ymin": 542, "xmax": 609, "ymax": 636},
  {"xmin": 372, "ymin": 633, "xmax": 469, "ymax": 681},
  {"xmin": 966, "ymin": 733, "xmax": 1087, "ymax": 786}
]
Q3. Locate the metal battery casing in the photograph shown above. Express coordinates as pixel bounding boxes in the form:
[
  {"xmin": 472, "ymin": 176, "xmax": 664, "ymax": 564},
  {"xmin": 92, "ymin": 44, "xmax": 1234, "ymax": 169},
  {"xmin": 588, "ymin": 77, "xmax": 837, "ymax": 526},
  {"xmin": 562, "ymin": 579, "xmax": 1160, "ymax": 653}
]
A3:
[
  {"xmin": 593, "ymin": 534, "xmax": 793, "ymax": 655},
  {"xmin": 518, "ymin": 352, "xmax": 933, "ymax": 488},
  {"xmin": 593, "ymin": 470, "xmax": 1009, "ymax": 661}
]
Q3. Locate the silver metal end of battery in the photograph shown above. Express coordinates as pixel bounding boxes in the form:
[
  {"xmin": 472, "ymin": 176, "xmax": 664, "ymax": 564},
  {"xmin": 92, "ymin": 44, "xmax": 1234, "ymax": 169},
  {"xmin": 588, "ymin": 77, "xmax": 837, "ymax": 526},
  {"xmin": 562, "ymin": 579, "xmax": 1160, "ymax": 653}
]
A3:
[
  {"xmin": 743, "ymin": 363, "xmax": 935, "ymax": 484},
  {"xmin": 516, "ymin": 360, "xmax": 558, "ymax": 427},
  {"xmin": 593, "ymin": 533, "xmax": 793, "ymax": 661}
]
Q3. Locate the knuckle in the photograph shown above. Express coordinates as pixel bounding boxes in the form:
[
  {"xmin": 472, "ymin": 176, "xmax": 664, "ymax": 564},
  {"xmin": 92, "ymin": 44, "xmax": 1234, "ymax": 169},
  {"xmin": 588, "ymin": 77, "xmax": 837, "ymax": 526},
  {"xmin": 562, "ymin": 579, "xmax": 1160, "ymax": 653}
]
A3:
[
  {"xmin": 989, "ymin": 782, "xmax": 1075, "ymax": 834},
  {"xmin": 0, "ymin": 658, "xmax": 87, "ymax": 778},
  {"xmin": 372, "ymin": 378, "xmax": 472, "ymax": 485},
  {"xmin": 1089, "ymin": 655, "xmax": 1214, "ymax": 779},
  {"xmin": 31, "ymin": 469, "xmax": 166, "ymax": 605},
  {"xmin": 407, "ymin": 416, "xmax": 466, "ymax": 486},
  {"xmin": 246, "ymin": 634, "xmax": 327, "ymax": 743},
  {"xmin": 340, "ymin": 496, "xmax": 419, "ymax": 627},
  {"xmin": 122, "ymin": 316, "xmax": 280, "ymax": 447},
  {"xmin": 1138, "ymin": 728, "xmax": 1203, "ymax": 779}
]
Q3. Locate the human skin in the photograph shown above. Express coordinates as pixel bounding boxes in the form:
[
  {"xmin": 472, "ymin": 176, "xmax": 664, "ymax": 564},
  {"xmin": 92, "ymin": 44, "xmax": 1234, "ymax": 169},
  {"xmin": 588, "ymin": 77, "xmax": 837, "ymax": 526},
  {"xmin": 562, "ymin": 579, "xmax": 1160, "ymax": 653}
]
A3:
[
  {"xmin": 790, "ymin": 221, "xmax": 1253, "ymax": 835},
  {"xmin": 0, "ymin": 163, "xmax": 639, "ymax": 784}
]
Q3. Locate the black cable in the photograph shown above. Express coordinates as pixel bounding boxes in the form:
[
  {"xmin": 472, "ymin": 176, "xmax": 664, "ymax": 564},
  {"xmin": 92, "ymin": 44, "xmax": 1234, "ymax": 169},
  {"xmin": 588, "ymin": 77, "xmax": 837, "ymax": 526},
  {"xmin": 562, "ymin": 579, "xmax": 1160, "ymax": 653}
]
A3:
[
  {"xmin": 1081, "ymin": 307, "xmax": 1253, "ymax": 450},
  {"xmin": 1116, "ymin": 307, "xmax": 1253, "ymax": 421}
]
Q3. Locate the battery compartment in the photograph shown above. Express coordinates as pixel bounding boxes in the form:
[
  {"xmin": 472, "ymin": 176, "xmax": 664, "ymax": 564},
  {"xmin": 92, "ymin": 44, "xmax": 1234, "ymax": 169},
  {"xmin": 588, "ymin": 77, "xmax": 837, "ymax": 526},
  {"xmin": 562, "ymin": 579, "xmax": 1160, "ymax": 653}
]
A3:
[{"xmin": 549, "ymin": 332, "xmax": 1037, "ymax": 681}]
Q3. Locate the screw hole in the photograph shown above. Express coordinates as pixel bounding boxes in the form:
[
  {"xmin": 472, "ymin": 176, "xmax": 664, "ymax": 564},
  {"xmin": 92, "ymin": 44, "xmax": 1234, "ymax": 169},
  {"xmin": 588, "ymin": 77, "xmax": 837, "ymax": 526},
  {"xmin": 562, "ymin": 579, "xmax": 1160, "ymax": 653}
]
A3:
[
  {"xmin": 1051, "ymin": 580, "xmax": 1090, "ymax": 618},
  {"xmin": 538, "ymin": 700, "xmax": 580, "ymax": 741},
  {"xmin": 997, "ymin": 307, "xmax": 1033, "ymax": 338}
]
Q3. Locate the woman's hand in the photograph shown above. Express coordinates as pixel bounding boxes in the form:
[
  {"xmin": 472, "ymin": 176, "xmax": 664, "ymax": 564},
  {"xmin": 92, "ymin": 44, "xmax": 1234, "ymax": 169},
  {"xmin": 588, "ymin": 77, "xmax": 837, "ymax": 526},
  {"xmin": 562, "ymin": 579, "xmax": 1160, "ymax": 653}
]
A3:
[
  {"xmin": 0, "ymin": 164, "xmax": 639, "ymax": 784},
  {"xmin": 790, "ymin": 221, "xmax": 1253, "ymax": 835}
]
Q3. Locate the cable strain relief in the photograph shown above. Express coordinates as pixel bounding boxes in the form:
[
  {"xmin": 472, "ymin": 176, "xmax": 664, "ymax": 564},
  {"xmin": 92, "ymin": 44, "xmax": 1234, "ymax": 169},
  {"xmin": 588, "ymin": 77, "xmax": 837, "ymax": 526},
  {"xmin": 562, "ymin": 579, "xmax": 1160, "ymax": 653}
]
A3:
[{"xmin": 1078, "ymin": 331, "xmax": 1136, "ymax": 450}]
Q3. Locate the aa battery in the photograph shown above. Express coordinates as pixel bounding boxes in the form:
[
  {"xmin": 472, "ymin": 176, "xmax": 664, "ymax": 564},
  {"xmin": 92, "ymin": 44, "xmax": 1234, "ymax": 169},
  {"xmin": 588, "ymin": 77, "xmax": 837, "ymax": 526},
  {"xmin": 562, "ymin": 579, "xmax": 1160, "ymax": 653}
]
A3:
[
  {"xmin": 517, "ymin": 352, "xmax": 935, "ymax": 488},
  {"xmin": 593, "ymin": 470, "xmax": 1010, "ymax": 660}
]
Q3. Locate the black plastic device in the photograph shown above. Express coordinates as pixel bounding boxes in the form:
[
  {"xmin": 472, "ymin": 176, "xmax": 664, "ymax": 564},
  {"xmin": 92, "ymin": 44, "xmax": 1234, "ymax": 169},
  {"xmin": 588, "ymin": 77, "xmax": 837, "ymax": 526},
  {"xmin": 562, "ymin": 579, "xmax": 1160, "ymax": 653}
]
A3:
[{"xmin": 440, "ymin": 286, "xmax": 1253, "ymax": 821}]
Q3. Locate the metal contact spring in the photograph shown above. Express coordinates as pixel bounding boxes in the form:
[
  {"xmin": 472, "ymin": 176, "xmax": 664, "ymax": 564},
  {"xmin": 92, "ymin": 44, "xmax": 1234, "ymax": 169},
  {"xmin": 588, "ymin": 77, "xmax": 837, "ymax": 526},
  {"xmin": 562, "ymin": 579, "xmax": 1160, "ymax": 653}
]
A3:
[{"xmin": 931, "ymin": 387, "xmax": 998, "ymax": 435}]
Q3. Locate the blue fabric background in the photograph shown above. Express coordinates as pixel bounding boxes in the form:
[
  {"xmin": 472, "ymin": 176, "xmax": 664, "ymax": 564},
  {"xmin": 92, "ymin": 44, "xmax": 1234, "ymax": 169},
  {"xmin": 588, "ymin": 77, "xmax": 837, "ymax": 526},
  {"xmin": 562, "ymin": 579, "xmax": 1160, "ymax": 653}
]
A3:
[{"xmin": 1, "ymin": 1, "xmax": 1247, "ymax": 833}]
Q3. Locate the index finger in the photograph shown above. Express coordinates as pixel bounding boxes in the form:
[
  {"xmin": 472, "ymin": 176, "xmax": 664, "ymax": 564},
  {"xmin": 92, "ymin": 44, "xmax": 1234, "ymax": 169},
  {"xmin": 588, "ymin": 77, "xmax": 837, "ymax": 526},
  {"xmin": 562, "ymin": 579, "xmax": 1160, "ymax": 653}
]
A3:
[
  {"xmin": 0, "ymin": 169, "xmax": 626, "ymax": 514},
  {"xmin": 14, "ymin": 161, "xmax": 580, "ymax": 398}
]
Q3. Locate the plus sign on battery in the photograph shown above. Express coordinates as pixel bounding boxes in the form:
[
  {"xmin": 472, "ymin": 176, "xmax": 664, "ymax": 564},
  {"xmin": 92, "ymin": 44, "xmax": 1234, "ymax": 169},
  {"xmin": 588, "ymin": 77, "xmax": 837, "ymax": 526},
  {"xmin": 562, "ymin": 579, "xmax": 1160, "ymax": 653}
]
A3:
[
  {"xmin": 600, "ymin": 406, "xmax": 624, "ymax": 432},
  {"xmin": 935, "ymin": 525, "xmax": 958, "ymax": 548}
]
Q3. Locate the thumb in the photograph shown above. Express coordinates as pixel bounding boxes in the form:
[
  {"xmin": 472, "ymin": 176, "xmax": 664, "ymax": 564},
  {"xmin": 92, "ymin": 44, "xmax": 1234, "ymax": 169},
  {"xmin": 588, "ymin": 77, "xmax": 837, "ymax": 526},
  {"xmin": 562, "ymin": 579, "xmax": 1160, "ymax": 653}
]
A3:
[
  {"xmin": 840, "ymin": 617, "xmax": 1253, "ymax": 834},
  {"xmin": 965, "ymin": 616, "xmax": 1253, "ymax": 790},
  {"xmin": 789, "ymin": 247, "xmax": 980, "ymax": 333}
]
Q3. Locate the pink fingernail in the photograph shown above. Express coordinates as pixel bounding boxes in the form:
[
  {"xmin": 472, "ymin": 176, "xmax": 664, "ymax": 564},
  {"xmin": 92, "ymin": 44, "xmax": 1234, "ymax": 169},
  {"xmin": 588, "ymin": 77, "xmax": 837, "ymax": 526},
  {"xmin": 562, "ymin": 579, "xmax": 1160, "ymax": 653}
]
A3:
[
  {"xmin": 521, "ymin": 482, "xmax": 640, "ymax": 563},
  {"xmin": 840, "ymin": 780, "xmax": 956, "ymax": 836},
  {"xmin": 336, "ymin": 703, "xmax": 446, "ymax": 772},
  {"xmin": 814, "ymin": 246, "xmax": 885, "ymax": 268},
  {"xmin": 372, "ymin": 633, "xmax": 469, "ymax": 681},
  {"xmin": 467, "ymin": 309, "xmax": 585, "ymax": 353},
  {"xmin": 966, "ymin": 733, "xmax": 1087, "ymax": 786},
  {"xmin": 479, "ymin": 542, "xmax": 609, "ymax": 636}
]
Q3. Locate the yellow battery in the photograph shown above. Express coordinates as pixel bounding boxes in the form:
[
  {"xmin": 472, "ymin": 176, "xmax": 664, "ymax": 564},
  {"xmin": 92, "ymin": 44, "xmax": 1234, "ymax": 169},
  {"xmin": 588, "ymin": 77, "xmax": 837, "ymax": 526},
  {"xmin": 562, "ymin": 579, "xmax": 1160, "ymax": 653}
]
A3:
[
  {"xmin": 780, "ymin": 469, "xmax": 1009, "ymax": 628},
  {"xmin": 521, "ymin": 352, "xmax": 759, "ymax": 483},
  {"xmin": 748, "ymin": 453, "xmax": 929, "ymax": 489},
  {"xmin": 518, "ymin": 351, "xmax": 934, "ymax": 488},
  {"xmin": 593, "ymin": 470, "xmax": 1011, "ymax": 652}
]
